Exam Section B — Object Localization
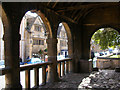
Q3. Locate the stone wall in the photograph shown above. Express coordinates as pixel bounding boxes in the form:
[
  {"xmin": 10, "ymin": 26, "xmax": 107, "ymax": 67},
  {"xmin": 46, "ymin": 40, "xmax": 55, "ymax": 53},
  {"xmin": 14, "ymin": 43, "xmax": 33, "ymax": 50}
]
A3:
[{"xmin": 97, "ymin": 58, "xmax": 120, "ymax": 69}]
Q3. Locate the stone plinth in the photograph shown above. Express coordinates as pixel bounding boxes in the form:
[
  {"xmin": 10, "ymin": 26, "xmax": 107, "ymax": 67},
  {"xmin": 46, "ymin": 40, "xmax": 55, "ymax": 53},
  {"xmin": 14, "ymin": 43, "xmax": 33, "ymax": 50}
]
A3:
[{"xmin": 78, "ymin": 60, "xmax": 92, "ymax": 73}]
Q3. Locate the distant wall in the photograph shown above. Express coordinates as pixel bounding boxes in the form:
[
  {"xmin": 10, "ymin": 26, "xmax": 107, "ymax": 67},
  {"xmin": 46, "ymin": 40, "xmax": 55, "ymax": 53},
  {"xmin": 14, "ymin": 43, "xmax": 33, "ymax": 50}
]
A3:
[{"xmin": 97, "ymin": 58, "xmax": 120, "ymax": 69}]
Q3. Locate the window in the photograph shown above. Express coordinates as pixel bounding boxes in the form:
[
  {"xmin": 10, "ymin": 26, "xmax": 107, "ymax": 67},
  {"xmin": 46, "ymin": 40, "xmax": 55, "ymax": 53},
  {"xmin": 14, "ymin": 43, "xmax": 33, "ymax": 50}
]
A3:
[
  {"xmin": 33, "ymin": 39, "xmax": 38, "ymax": 45},
  {"xmin": 33, "ymin": 39, "xmax": 44, "ymax": 45},
  {"xmin": 40, "ymin": 40, "xmax": 44, "ymax": 45},
  {"xmin": 60, "ymin": 40, "xmax": 67, "ymax": 46},
  {"xmin": 35, "ymin": 25, "xmax": 41, "ymax": 31}
]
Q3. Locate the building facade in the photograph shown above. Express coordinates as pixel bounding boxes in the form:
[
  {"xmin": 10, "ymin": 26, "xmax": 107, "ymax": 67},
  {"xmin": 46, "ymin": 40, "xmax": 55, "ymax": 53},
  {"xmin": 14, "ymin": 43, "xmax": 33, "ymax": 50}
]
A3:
[
  {"xmin": 19, "ymin": 13, "xmax": 47, "ymax": 61},
  {"xmin": 0, "ymin": 17, "xmax": 4, "ymax": 60},
  {"xmin": 57, "ymin": 24, "xmax": 68, "ymax": 57}
]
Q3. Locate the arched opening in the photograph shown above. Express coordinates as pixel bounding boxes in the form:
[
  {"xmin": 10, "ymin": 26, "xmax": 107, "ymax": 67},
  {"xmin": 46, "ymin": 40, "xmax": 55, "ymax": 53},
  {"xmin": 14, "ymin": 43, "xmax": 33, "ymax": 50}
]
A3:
[
  {"xmin": 20, "ymin": 11, "xmax": 49, "ymax": 63},
  {"xmin": 57, "ymin": 22, "xmax": 73, "ymax": 75},
  {"xmin": 0, "ymin": 17, "xmax": 4, "ymax": 65},
  {"xmin": 57, "ymin": 23, "xmax": 68, "ymax": 59},
  {"xmin": 57, "ymin": 22, "xmax": 73, "ymax": 59},
  {"xmin": 0, "ymin": 16, "xmax": 5, "ymax": 89},
  {"xmin": 90, "ymin": 27, "xmax": 120, "ymax": 69},
  {"xmin": 19, "ymin": 10, "xmax": 52, "ymax": 88},
  {"xmin": 57, "ymin": 22, "xmax": 73, "ymax": 58}
]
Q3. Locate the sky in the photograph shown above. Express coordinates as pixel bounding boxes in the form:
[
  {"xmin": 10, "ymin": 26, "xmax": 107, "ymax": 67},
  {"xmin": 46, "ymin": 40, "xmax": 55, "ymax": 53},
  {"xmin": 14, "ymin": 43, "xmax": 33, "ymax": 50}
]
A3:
[
  {"xmin": 26, "ymin": 11, "xmax": 62, "ymax": 26},
  {"xmin": 26, "ymin": 11, "xmax": 38, "ymax": 17}
]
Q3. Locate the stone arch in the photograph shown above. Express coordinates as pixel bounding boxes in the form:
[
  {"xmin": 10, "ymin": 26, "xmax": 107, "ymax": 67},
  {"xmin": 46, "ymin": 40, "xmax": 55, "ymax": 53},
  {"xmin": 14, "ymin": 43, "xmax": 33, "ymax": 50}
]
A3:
[
  {"xmin": 62, "ymin": 22, "xmax": 72, "ymax": 42},
  {"xmin": 82, "ymin": 5, "xmax": 120, "ymax": 60},
  {"xmin": 57, "ymin": 22, "xmax": 73, "ymax": 58},
  {"xmin": 57, "ymin": 22, "xmax": 73, "ymax": 72},
  {"xmin": 19, "ymin": 9, "xmax": 53, "ymax": 40},
  {"xmin": 0, "ymin": 4, "xmax": 11, "ymax": 62},
  {"xmin": 19, "ymin": 10, "xmax": 53, "ymax": 60},
  {"xmin": 20, "ymin": 9, "xmax": 53, "ymax": 37},
  {"xmin": 89, "ymin": 26, "xmax": 120, "ymax": 70},
  {"xmin": 89, "ymin": 26, "xmax": 120, "ymax": 58},
  {"xmin": 90, "ymin": 26, "xmax": 120, "ymax": 39}
]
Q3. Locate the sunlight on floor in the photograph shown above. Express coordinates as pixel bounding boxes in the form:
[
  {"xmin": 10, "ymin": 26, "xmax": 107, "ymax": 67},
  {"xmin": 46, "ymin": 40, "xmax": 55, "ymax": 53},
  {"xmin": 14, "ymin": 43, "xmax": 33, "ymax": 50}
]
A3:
[
  {"xmin": 78, "ymin": 70, "xmax": 120, "ymax": 89},
  {"xmin": 78, "ymin": 72, "xmax": 99, "ymax": 89}
]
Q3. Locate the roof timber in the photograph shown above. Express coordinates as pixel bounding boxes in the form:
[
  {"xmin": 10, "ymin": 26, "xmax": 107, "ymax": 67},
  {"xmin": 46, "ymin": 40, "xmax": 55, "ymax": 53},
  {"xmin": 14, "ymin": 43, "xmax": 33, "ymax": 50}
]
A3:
[
  {"xmin": 33, "ymin": 2, "xmax": 120, "ymax": 24},
  {"xmin": 73, "ymin": 9, "xmax": 85, "ymax": 22},
  {"xmin": 52, "ymin": 1, "xmax": 58, "ymax": 8},
  {"xmin": 55, "ymin": 3, "xmax": 119, "ymax": 12},
  {"xmin": 32, "ymin": 3, "xmax": 77, "ymax": 24},
  {"xmin": 71, "ymin": 3, "xmax": 84, "ymax": 18},
  {"xmin": 44, "ymin": 7, "xmax": 77, "ymax": 24}
]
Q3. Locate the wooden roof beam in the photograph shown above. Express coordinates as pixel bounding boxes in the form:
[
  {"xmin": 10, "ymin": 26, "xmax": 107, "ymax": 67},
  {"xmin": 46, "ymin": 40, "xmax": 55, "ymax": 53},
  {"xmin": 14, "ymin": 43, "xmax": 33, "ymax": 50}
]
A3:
[
  {"xmin": 47, "ymin": 0, "xmax": 52, "ymax": 6},
  {"xmin": 46, "ymin": 8, "xmax": 77, "ymax": 24},
  {"xmin": 56, "ymin": 3, "xmax": 119, "ymax": 12},
  {"xmin": 52, "ymin": 1, "xmax": 59, "ymax": 8}
]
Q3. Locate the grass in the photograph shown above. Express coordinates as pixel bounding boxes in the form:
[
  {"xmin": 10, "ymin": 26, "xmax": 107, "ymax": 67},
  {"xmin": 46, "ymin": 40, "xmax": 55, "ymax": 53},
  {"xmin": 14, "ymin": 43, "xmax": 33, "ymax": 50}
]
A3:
[{"xmin": 109, "ymin": 55, "xmax": 120, "ymax": 58}]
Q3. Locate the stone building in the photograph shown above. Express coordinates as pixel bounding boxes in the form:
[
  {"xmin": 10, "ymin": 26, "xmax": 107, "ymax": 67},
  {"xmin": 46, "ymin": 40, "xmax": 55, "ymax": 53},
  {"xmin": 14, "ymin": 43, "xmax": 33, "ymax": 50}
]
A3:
[
  {"xmin": 0, "ymin": 17, "xmax": 4, "ymax": 60},
  {"xmin": 57, "ymin": 23, "xmax": 68, "ymax": 57},
  {"xmin": 20, "ymin": 13, "xmax": 47, "ymax": 61}
]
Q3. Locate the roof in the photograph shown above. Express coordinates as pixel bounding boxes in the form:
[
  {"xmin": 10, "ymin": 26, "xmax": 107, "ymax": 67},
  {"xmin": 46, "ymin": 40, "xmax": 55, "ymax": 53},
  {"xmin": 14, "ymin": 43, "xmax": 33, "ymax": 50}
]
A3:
[
  {"xmin": 57, "ymin": 26, "xmax": 62, "ymax": 36},
  {"xmin": 26, "ymin": 17, "xmax": 37, "ymax": 32},
  {"xmin": 26, "ymin": 16, "xmax": 46, "ymax": 32},
  {"xmin": 40, "ymin": 2, "xmax": 119, "ymax": 24}
]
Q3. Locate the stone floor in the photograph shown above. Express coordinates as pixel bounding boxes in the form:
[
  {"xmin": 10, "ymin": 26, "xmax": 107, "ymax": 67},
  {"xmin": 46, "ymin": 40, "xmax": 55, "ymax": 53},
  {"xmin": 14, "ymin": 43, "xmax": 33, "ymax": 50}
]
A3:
[{"xmin": 39, "ymin": 70, "xmax": 120, "ymax": 89}]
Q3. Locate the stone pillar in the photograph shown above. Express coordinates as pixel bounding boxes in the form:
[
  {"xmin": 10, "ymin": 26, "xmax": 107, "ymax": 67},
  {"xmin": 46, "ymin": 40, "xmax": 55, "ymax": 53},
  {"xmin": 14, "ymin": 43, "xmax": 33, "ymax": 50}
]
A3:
[
  {"xmin": 46, "ymin": 38, "xmax": 59, "ymax": 82},
  {"xmin": 4, "ymin": 26, "xmax": 22, "ymax": 89},
  {"xmin": 68, "ymin": 40, "xmax": 73, "ymax": 73}
]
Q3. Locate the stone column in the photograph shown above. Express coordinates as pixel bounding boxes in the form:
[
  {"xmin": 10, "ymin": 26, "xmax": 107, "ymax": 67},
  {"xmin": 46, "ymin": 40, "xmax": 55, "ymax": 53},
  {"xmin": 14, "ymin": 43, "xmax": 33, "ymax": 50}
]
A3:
[
  {"xmin": 46, "ymin": 38, "xmax": 59, "ymax": 82},
  {"xmin": 4, "ymin": 26, "xmax": 22, "ymax": 89}
]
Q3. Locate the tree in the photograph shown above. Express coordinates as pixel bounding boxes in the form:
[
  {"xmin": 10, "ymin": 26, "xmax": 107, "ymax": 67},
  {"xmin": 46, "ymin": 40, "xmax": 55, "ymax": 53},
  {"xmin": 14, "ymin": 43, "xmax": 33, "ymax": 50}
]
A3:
[
  {"xmin": 92, "ymin": 28, "xmax": 120, "ymax": 50},
  {"xmin": 44, "ymin": 48, "xmax": 47, "ymax": 52},
  {"xmin": 39, "ymin": 49, "xmax": 43, "ymax": 54}
]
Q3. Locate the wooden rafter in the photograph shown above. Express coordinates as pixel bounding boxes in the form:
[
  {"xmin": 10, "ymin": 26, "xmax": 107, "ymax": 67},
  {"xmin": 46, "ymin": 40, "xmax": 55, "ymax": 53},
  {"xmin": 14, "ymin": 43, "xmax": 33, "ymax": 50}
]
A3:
[
  {"xmin": 73, "ymin": 9, "xmax": 85, "ymax": 21},
  {"xmin": 71, "ymin": 3, "xmax": 83, "ymax": 18},
  {"xmin": 47, "ymin": 0, "xmax": 52, "ymax": 6},
  {"xmin": 45, "ymin": 7, "xmax": 77, "ymax": 24},
  {"xmin": 31, "ymin": 3, "xmax": 77, "ymax": 23},
  {"xmin": 56, "ymin": 3, "xmax": 119, "ymax": 12},
  {"xmin": 52, "ymin": 1, "xmax": 59, "ymax": 8}
]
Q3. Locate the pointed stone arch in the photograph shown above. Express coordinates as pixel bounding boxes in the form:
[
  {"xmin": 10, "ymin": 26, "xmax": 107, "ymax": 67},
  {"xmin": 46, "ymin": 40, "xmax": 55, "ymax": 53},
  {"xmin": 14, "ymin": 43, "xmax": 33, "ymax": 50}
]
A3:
[
  {"xmin": 0, "ymin": 3, "xmax": 12, "ymax": 64},
  {"xmin": 62, "ymin": 22, "xmax": 73, "ymax": 58},
  {"xmin": 19, "ymin": 9, "xmax": 53, "ymax": 41},
  {"xmin": 57, "ymin": 22, "xmax": 73, "ymax": 72},
  {"xmin": 19, "ymin": 10, "xmax": 53, "ymax": 60}
]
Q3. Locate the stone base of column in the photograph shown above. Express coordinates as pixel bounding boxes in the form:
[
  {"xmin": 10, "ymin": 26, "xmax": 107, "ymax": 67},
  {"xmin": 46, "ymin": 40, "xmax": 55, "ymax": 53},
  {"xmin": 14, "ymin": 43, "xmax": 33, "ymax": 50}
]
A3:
[
  {"xmin": 78, "ymin": 60, "xmax": 92, "ymax": 73},
  {"xmin": 47, "ymin": 65, "xmax": 59, "ymax": 83},
  {"xmin": 5, "ymin": 84, "xmax": 22, "ymax": 90},
  {"xmin": 92, "ymin": 67, "xmax": 99, "ymax": 71}
]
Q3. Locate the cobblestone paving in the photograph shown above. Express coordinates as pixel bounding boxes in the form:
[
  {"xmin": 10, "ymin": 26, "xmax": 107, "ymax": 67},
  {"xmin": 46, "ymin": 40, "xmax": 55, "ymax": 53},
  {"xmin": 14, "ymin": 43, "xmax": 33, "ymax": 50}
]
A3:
[
  {"xmin": 39, "ymin": 70, "xmax": 120, "ymax": 89},
  {"xmin": 79, "ymin": 70, "xmax": 120, "ymax": 89},
  {"xmin": 39, "ymin": 73, "xmax": 89, "ymax": 89}
]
